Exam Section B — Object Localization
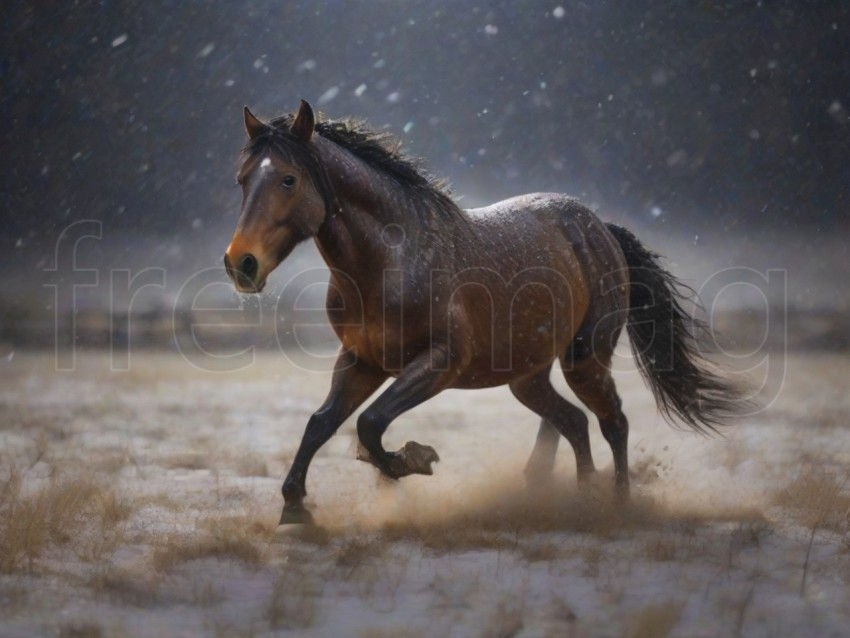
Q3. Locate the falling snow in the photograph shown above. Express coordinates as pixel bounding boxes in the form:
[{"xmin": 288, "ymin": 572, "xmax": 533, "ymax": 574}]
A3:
[
  {"xmin": 2, "ymin": 7, "xmax": 848, "ymax": 633},
  {"xmin": 317, "ymin": 86, "xmax": 340, "ymax": 105}
]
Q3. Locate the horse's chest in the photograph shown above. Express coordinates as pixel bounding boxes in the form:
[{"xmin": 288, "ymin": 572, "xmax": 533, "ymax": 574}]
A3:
[
  {"xmin": 336, "ymin": 317, "xmax": 417, "ymax": 372},
  {"xmin": 326, "ymin": 271, "xmax": 429, "ymax": 367}
]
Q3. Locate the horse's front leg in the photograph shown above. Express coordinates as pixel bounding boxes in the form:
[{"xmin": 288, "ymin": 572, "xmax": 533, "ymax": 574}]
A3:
[
  {"xmin": 280, "ymin": 352, "xmax": 386, "ymax": 524},
  {"xmin": 356, "ymin": 346, "xmax": 459, "ymax": 480}
]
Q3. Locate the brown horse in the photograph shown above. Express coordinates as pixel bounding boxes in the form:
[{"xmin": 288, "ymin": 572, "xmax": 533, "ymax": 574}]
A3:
[{"xmin": 224, "ymin": 100, "xmax": 742, "ymax": 524}]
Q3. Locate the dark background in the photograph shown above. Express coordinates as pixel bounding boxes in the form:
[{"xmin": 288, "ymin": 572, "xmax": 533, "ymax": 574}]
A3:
[{"xmin": 1, "ymin": 0, "xmax": 848, "ymax": 336}]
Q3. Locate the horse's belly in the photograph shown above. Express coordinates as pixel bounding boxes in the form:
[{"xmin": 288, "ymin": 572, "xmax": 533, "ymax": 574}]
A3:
[{"xmin": 451, "ymin": 318, "xmax": 573, "ymax": 388}]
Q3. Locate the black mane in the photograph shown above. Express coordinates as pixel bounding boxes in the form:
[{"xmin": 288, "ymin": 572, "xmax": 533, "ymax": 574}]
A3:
[{"xmin": 245, "ymin": 112, "xmax": 465, "ymax": 227}]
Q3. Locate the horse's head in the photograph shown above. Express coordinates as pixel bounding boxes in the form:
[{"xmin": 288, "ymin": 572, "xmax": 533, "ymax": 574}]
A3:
[{"xmin": 224, "ymin": 100, "xmax": 328, "ymax": 293}]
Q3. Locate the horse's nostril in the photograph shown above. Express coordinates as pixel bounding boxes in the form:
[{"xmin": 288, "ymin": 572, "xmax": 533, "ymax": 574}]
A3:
[{"xmin": 238, "ymin": 253, "xmax": 258, "ymax": 279}]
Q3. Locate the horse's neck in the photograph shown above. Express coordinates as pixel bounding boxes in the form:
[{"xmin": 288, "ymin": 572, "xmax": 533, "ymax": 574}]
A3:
[{"xmin": 313, "ymin": 140, "xmax": 416, "ymax": 275}]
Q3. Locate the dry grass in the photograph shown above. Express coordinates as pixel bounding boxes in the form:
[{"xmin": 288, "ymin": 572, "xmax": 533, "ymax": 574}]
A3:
[
  {"xmin": 0, "ymin": 470, "xmax": 133, "ymax": 573},
  {"xmin": 151, "ymin": 515, "xmax": 271, "ymax": 572},
  {"xmin": 137, "ymin": 492, "xmax": 183, "ymax": 511},
  {"xmin": 774, "ymin": 468, "xmax": 850, "ymax": 595},
  {"xmin": 152, "ymin": 535, "xmax": 263, "ymax": 572},
  {"xmin": 775, "ymin": 468, "xmax": 850, "ymax": 533},
  {"xmin": 626, "ymin": 602, "xmax": 682, "ymax": 638}
]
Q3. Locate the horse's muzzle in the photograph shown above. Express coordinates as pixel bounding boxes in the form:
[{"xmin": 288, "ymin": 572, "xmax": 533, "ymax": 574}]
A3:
[{"xmin": 223, "ymin": 253, "xmax": 265, "ymax": 293}]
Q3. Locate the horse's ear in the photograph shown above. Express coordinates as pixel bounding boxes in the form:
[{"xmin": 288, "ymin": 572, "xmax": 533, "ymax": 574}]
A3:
[
  {"xmin": 244, "ymin": 106, "xmax": 267, "ymax": 140},
  {"xmin": 291, "ymin": 100, "xmax": 315, "ymax": 142}
]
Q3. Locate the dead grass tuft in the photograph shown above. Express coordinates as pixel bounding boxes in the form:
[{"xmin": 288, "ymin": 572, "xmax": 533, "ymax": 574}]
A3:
[
  {"xmin": 0, "ymin": 470, "xmax": 133, "ymax": 573},
  {"xmin": 775, "ymin": 468, "xmax": 850, "ymax": 595},
  {"xmin": 775, "ymin": 468, "xmax": 850, "ymax": 533}
]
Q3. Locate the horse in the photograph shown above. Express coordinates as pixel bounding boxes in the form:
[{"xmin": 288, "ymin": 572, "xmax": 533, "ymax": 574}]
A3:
[{"xmin": 223, "ymin": 100, "xmax": 743, "ymax": 525}]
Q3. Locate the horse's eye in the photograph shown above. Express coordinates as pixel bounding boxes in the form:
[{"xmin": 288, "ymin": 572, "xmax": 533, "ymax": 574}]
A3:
[{"xmin": 282, "ymin": 175, "xmax": 297, "ymax": 188}]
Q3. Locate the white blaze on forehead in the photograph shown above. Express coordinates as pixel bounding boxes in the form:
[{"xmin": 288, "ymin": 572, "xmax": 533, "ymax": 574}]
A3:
[{"xmin": 259, "ymin": 157, "xmax": 272, "ymax": 169}]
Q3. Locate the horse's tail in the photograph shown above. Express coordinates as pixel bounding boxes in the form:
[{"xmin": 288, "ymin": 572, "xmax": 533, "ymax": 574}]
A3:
[{"xmin": 605, "ymin": 223, "xmax": 744, "ymax": 434}]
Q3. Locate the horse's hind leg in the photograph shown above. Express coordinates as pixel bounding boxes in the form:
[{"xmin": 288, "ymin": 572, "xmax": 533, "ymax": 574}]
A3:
[
  {"xmin": 524, "ymin": 419, "xmax": 560, "ymax": 485},
  {"xmin": 563, "ymin": 356, "xmax": 630, "ymax": 498},
  {"xmin": 510, "ymin": 370, "xmax": 595, "ymax": 484}
]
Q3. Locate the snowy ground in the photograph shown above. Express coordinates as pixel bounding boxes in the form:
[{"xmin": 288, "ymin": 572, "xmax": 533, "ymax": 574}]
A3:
[{"xmin": 0, "ymin": 348, "xmax": 848, "ymax": 637}]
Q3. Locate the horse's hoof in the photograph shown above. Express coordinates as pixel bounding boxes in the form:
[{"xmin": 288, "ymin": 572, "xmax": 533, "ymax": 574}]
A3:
[
  {"xmin": 356, "ymin": 441, "xmax": 439, "ymax": 479},
  {"xmin": 279, "ymin": 503, "xmax": 315, "ymax": 526},
  {"xmin": 398, "ymin": 441, "xmax": 440, "ymax": 475}
]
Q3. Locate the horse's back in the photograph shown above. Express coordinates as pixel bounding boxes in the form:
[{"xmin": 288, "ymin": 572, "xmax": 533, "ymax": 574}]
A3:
[{"xmin": 464, "ymin": 193, "xmax": 627, "ymax": 280}]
